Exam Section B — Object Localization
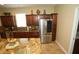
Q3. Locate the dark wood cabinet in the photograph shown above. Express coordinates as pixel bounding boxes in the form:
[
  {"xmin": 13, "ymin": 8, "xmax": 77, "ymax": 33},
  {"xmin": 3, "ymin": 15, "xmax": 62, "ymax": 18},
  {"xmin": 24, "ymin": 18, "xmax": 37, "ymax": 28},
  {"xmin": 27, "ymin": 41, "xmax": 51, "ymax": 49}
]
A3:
[
  {"xmin": 26, "ymin": 14, "xmax": 51, "ymax": 26},
  {"xmin": 51, "ymin": 13, "xmax": 57, "ymax": 41},
  {"xmin": 0, "ymin": 32, "xmax": 7, "ymax": 38},
  {"xmin": 26, "ymin": 15, "xmax": 38, "ymax": 26},
  {"xmin": 0, "ymin": 27, "xmax": 6, "ymax": 38},
  {"xmin": 26, "ymin": 15, "xmax": 33, "ymax": 26},
  {"xmin": 0, "ymin": 16, "xmax": 15, "ymax": 27},
  {"xmin": 32, "ymin": 15, "xmax": 38, "ymax": 26},
  {"xmin": 13, "ymin": 32, "xmax": 39, "ymax": 38},
  {"xmin": 28, "ymin": 32, "xmax": 39, "ymax": 38},
  {"xmin": 13, "ymin": 32, "xmax": 29, "ymax": 38}
]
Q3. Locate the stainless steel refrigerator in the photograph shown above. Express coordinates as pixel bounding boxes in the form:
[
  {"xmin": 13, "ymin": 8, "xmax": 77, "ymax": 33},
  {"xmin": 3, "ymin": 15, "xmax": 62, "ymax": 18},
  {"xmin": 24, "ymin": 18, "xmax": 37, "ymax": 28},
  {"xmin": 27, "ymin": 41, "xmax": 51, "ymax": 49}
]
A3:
[{"xmin": 39, "ymin": 19, "xmax": 52, "ymax": 44}]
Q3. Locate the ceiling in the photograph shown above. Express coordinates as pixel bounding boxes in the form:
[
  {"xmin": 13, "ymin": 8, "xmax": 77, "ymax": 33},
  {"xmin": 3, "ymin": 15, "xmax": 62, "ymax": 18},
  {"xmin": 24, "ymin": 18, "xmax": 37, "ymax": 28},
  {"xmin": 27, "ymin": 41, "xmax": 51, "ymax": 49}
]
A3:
[{"xmin": 0, "ymin": 4, "xmax": 56, "ymax": 8}]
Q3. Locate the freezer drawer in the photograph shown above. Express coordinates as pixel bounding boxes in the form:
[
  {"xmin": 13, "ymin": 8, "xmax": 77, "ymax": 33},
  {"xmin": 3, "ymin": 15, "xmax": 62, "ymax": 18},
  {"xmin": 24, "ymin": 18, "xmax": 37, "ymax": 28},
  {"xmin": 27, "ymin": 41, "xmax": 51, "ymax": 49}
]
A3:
[{"xmin": 40, "ymin": 34, "xmax": 52, "ymax": 44}]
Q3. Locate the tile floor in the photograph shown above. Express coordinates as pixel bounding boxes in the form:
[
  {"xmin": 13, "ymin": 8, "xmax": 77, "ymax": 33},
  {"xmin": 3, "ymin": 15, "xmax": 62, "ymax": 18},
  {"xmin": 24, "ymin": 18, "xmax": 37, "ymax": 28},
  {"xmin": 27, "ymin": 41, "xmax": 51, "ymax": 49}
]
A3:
[
  {"xmin": 41, "ymin": 42, "xmax": 64, "ymax": 54},
  {"xmin": 0, "ymin": 38, "xmax": 64, "ymax": 54}
]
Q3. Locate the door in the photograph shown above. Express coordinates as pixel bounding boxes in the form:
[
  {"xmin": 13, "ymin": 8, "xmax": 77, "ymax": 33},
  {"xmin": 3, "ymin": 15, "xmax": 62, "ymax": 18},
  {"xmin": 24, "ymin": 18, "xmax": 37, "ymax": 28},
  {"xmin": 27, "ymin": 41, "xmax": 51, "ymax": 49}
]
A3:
[
  {"xmin": 69, "ymin": 8, "xmax": 79, "ymax": 54},
  {"xmin": 73, "ymin": 23, "xmax": 79, "ymax": 54},
  {"xmin": 26, "ymin": 15, "xmax": 33, "ymax": 26},
  {"xmin": 73, "ymin": 38, "xmax": 79, "ymax": 54},
  {"xmin": 32, "ymin": 15, "xmax": 39, "ymax": 26}
]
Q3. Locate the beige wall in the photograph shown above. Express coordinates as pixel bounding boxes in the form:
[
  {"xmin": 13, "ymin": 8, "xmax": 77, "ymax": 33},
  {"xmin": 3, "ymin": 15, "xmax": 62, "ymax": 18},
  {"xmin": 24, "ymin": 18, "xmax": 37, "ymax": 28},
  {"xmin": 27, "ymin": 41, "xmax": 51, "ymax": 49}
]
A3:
[
  {"xmin": 0, "ymin": 6, "xmax": 55, "ymax": 15},
  {"xmin": 55, "ymin": 4, "xmax": 79, "ymax": 53}
]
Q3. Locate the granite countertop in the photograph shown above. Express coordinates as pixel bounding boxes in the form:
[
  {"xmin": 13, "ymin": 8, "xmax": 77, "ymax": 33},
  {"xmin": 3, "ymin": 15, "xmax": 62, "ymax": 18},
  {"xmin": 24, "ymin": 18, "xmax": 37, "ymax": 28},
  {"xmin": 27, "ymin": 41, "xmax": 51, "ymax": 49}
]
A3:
[
  {"xmin": 0, "ymin": 26, "xmax": 39, "ymax": 33},
  {"xmin": 13, "ymin": 27, "xmax": 39, "ymax": 32},
  {"xmin": 13, "ymin": 29, "xmax": 39, "ymax": 32}
]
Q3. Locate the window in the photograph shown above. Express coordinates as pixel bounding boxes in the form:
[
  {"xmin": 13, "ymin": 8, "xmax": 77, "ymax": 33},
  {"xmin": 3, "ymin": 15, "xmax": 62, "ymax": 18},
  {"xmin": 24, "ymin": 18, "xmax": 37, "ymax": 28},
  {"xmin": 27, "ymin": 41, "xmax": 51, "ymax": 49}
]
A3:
[{"xmin": 15, "ymin": 13, "xmax": 26, "ymax": 27}]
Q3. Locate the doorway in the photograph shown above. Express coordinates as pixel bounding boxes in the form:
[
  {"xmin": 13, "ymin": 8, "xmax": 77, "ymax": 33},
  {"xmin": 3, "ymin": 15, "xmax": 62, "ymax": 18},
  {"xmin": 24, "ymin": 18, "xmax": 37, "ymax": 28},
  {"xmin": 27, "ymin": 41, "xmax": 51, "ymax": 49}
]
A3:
[{"xmin": 68, "ymin": 8, "xmax": 79, "ymax": 54}]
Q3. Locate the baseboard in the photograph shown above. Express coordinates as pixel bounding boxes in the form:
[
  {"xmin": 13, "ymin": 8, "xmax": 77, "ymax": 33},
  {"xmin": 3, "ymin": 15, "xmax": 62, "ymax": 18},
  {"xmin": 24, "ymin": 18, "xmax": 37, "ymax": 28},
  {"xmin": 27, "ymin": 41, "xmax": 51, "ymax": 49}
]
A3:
[{"xmin": 55, "ymin": 40, "xmax": 67, "ymax": 54}]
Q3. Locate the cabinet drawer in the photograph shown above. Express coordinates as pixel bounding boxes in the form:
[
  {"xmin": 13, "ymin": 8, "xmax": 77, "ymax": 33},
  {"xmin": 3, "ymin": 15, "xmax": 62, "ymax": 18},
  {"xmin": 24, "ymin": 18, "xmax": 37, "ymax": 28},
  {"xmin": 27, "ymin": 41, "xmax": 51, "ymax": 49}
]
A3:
[
  {"xmin": 0, "ymin": 32, "xmax": 7, "ymax": 38},
  {"xmin": 29, "ymin": 32, "xmax": 39, "ymax": 38},
  {"xmin": 13, "ymin": 32, "xmax": 29, "ymax": 38},
  {"xmin": 13, "ymin": 32, "xmax": 39, "ymax": 38}
]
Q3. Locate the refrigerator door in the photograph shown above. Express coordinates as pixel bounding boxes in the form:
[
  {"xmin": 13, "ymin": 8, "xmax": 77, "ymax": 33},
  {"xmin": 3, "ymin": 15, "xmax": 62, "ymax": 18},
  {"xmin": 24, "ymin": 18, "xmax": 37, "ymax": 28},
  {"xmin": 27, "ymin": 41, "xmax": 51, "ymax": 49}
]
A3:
[
  {"xmin": 39, "ymin": 19, "xmax": 47, "ymax": 35},
  {"xmin": 41, "ymin": 34, "xmax": 52, "ymax": 44},
  {"xmin": 40, "ymin": 35, "xmax": 46, "ymax": 43}
]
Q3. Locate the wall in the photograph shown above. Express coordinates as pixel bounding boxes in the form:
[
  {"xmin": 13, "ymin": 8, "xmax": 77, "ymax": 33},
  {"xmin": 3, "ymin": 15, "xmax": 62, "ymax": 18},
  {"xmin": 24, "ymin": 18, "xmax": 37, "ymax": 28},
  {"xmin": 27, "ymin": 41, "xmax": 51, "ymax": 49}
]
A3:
[
  {"xmin": 0, "ymin": 5, "xmax": 55, "ymax": 15},
  {"xmin": 54, "ymin": 4, "xmax": 79, "ymax": 53}
]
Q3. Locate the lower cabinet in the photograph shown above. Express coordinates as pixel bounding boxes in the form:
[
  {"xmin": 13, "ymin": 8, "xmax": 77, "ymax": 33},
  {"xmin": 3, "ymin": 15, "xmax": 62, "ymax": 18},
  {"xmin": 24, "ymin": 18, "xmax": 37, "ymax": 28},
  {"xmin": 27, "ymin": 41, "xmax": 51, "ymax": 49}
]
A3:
[
  {"xmin": 28, "ymin": 32, "xmax": 39, "ymax": 38},
  {"xmin": 0, "ymin": 32, "xmax": 7, "ymax": 38},
  {"xmin": 13, "ymin": 32, "xmax": 39, "ymax": 38},
  {"xmin": 13, "ymin": 32, "xmax": 29, "ymax": 38}
]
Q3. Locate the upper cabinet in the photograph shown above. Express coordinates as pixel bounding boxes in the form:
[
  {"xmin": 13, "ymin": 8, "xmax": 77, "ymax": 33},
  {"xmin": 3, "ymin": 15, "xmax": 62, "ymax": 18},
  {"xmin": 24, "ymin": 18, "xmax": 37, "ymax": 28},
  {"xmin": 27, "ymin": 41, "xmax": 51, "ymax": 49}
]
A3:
[
  {"xmin": 32, "ymin": 15, "xmax": 39, "ymax": 26},
  {"xmin": 26, "ymin": 15, "xmax": 32, "ymax": 26},
  {"xmin": 26, "ymin": 14, "xmax": 51, "ymax": 26},
  {"xmin": 51, "ymin": 13, "xmax": 57, "ymax": 41},
  {"xmin": 40, "ymin": 14, "xmax": 51, "ymax": 19},
  {"xmin": 51, "ymin": 13, "xmax": 57, "ymax": 24},
  {"xmin": 26, "ymin": 15, "xmax": 38, "ymax": 26},
  {"xmin": 0, "ymin": 16, "xmax": 16, "ymax": 27}
]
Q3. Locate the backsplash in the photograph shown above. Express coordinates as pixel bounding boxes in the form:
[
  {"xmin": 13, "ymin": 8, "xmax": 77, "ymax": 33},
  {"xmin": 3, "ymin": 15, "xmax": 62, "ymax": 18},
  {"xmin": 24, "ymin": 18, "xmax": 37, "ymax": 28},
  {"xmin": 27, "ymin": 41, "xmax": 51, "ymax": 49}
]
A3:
[{"xmin": 13, "ymin": 26, "xmax": 39, "ymax": 32}]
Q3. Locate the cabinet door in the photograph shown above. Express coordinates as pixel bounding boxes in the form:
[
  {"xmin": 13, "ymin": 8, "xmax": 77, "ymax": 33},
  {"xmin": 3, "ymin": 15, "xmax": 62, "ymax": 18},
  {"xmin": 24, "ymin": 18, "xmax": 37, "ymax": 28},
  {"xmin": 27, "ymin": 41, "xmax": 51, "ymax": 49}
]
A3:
[
  {"xmin": 28, "ymin": 32, "xmax": 39, "ymax": 38},
  {"xmin": 26, "ymin": 15, "xmax": 38, "ymax": 26},
  {"xmin": 0, "ymin": 32, "xmax": 7, "ymax": 38},
  {"xmin": 0, "ymin": 16, "xmax": 15, "ymax": 27},
  {"xmin": 26, "ymin": 15, "xmax": 33, "ymax": 26},
  {"xmin": 51, "ymin": 13, "xmax": 57, "ymax": 41},
  {"xmin": 13, "ymin": 32, "xmax": 29, "ymax": 38},
  {"xmin": 32, "ymin": 15, "xmax": 39, "ymax": 26}
]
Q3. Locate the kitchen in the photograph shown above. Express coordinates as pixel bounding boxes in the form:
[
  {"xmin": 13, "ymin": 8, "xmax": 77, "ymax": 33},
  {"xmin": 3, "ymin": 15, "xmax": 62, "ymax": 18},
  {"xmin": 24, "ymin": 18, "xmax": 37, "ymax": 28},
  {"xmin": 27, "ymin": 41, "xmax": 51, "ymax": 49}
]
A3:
[{"xmin": 0, "ymin": 4, "xmax": 64, "ymax": 54}]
